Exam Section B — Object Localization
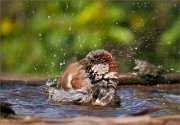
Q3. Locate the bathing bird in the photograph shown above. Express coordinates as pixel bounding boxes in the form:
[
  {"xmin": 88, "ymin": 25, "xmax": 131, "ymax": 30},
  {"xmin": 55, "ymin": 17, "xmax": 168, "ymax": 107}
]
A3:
[{"xmin": 49, "ymin": 50, "xmax": 120, "ymax": 106}]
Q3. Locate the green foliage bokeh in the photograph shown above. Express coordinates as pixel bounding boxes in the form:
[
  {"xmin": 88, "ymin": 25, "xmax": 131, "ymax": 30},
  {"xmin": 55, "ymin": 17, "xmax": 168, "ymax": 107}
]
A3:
[{"xmin": 0, "ymin": 0, "xmax": 179, "ymax": 76}]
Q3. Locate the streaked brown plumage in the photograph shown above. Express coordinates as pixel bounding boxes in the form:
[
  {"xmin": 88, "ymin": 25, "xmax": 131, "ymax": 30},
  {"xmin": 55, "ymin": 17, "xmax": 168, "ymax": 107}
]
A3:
[{"xmin": 51, "ymin": 49, "xmax": 120, "ymax": 106}]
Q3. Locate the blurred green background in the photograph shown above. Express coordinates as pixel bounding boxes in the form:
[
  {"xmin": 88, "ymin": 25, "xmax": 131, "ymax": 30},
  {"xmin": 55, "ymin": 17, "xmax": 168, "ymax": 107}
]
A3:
[{"xmin": 0, "ymin": 0, "xmax": 179, "ymax": 76}]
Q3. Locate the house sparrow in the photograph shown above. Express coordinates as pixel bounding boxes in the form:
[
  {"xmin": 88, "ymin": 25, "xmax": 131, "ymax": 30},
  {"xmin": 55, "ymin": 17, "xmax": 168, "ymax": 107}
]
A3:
[
  {"xmin": 49, "ymin": 50, "xmax": 120, "ymax": 106},
  {"xmin": 133, "ymin": 59, "xmax": 165, "ymax": 80}
]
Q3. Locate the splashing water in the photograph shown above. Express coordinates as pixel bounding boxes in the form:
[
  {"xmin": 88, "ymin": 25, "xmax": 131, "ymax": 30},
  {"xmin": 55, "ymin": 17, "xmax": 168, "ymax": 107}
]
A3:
[{"xmin": 0, "ymin": 83, "xmax": 179, "ymax": 118}]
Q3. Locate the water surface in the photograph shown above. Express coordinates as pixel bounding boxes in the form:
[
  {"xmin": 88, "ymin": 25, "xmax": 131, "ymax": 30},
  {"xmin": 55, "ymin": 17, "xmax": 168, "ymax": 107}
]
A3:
[{"xmin": 0, "ymin": 83, "xmax": 180, "ymax": 118}]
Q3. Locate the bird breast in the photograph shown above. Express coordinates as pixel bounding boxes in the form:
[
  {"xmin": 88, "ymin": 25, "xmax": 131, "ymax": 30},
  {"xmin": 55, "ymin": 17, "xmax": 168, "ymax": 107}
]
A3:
[{"xmin": 57, "ymin": 62, "xmax": 92, "ymax": 90}]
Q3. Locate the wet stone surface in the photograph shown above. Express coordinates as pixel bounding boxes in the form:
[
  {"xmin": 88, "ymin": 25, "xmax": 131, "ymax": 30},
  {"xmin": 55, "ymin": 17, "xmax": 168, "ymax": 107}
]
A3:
[{"xmin": 0, "ymin": 83, "xmax": 180, "ymax": 118}]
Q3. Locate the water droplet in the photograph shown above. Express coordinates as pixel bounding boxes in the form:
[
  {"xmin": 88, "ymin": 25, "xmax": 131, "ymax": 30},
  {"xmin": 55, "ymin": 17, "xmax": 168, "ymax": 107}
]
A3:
[
  {"xmin": 39, "ymin": 33, "xmax": 42, "ymax": 37},
  {"xmin": 66, "ymin": 3, "xmax": 69, "ymax": 9},
  {"xmin": 59, "ymin": 60, "xmax": 66, "ymax": 69},
  {"xmin": 167, "ymin": 41, "xmax": 171, "ymax": 44},
  {"xmin": 170, "ymin": 68, "xmax": 174, "ymax": 71},
  {"xmin": 46, "ymin": 79, "xmax": 56, "ymax": 86},
  {"xmin": 68, "ymin": 26, "xmax": 72, "ymax": 31},
  {"xmin": 52, "ymin": 62, "xmax": 55, "ymax": 67}
]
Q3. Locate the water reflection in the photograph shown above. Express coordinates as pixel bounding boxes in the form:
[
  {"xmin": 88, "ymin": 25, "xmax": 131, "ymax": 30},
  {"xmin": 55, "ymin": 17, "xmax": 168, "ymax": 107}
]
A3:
[{"xmin": 0, "ymin": 84, "xmax": 179, "ymax": 118}]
